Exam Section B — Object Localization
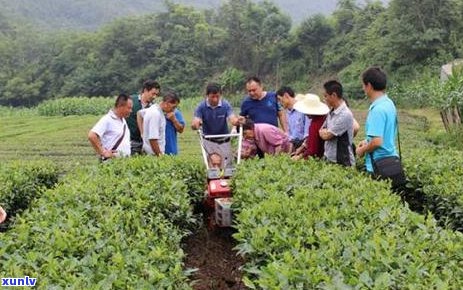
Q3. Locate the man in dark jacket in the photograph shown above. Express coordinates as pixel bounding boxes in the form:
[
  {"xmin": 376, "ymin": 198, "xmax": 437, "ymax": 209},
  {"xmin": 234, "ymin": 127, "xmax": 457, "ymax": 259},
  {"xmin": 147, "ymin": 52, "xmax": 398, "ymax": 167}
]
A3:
[{"xmin": 126, "ymin": 79, "xmax": 160, "ymax": 155}]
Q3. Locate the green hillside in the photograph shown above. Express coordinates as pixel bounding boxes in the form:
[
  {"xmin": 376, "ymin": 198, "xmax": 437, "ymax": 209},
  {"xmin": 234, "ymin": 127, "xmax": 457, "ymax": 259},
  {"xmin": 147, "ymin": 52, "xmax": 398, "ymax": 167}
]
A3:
[{"xmin": 0, "ymin": 0, "xmax": 386, "ymax": 30}]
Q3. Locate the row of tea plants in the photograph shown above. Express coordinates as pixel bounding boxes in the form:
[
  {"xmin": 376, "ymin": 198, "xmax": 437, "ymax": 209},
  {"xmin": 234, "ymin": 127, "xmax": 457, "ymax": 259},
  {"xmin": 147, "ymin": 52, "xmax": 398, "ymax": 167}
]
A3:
[
  {"xmin": 0, "ymin": 160, "xmax": 58, "ymax": 230},
  {"xmin": 2, "ymin": 150, "xmax": 462, "ymax": 288},
  {"xmin": 0, "ymin": 156, "xmax": 204, "ymax": 288},
  {"xmin": 231, "ymin": 156, "xmax": 463, "ymax": 289},
  {"xmin": 403, "ymin": 148, "xmax": 463, "ymax": 231}
]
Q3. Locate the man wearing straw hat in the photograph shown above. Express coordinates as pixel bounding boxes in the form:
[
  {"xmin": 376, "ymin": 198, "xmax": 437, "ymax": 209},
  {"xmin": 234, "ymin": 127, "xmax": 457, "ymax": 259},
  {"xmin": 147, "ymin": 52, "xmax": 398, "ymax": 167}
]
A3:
[
  {"xmin": 319, "ymin": 80, "xmax": 356, "ymax": 166},
  {"xmin": 292, "ymin": 93, "xmax": 329, "ymax": 159}
]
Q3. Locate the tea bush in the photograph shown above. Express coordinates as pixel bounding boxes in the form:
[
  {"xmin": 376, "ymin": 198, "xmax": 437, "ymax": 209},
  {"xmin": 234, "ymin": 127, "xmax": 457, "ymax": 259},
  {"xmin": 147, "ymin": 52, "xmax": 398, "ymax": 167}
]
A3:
[
  {"xmin": 403, "ymin": 148, "xmax": 463, "ymax": 231},
  {"xmin": 232, "ymin": 156, "xmax": 463, "ymax": 289},
  {"xmin": 0, "ymin": 156, "xmax": 204, "ymax": 288},
  {"xmin": 0, "ymin": 160, "xmax": 58, "ymax": 227}
]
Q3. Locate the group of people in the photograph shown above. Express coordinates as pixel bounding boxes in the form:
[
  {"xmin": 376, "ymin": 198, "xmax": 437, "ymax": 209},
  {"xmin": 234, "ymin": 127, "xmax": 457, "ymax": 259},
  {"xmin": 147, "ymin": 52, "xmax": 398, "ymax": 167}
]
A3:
[
  {"xmin": 88, "ymin": 66, "xmax": 401, "ymax": 181},
  {"xmin": 0, "ymin": 66, "xmax": 398, "ymax": 226},
  {"xmin": 239, "ymin": 76, "xmax": 358, "ymax": 167},
  {"xmin": 88, "ymin": 80, "xmax": 186, "ymax": 160}
]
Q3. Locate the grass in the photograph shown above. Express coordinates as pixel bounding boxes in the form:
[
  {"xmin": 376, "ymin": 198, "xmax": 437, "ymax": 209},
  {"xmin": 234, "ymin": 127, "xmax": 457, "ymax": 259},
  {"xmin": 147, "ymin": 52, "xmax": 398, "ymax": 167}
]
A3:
[{"xmin": 351, "ymin": 107, "xmax": 447, "ymax": 151}]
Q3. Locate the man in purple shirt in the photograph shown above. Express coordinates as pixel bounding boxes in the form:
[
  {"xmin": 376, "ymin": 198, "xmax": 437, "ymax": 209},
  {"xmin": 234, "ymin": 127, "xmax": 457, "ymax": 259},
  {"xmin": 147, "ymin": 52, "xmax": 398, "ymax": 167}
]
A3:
[
  {"xmin": 242, "ymin": 119, "xmax": 291, "ymax": 155},
  {"xmin": 276, "ymin": 86, "xmax": 311, "ymax": 153}
]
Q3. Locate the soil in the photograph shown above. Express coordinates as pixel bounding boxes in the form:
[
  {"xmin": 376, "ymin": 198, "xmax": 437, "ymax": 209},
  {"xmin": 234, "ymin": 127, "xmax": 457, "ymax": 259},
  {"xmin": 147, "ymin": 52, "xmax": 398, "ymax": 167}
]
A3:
[{"xmin": 183, "ymin": 223, "xmax": 247, "ymax": 290}]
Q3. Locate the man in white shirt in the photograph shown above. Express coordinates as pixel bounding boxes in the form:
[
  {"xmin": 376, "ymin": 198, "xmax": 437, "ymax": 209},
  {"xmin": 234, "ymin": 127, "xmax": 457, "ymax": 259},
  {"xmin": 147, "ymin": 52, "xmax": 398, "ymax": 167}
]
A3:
[
  {"xmin": 138, "ymin": 92, "xmax": 180, "ymax": 156},
  {"xmin": 88, "ymin": 94, "xmax": 133, "ymax": 161},
  {"xmin": 126, "ymin": 79, "xmax": 161, "ymax": 155}
]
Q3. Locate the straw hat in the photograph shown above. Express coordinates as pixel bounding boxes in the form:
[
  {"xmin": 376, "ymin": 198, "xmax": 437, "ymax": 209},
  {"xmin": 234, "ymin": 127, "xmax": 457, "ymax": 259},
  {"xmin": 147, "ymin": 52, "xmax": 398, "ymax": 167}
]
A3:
[
  {"xmin": 293, "ymin": 93, "xmax": 329, "ymax": 115},
  {"xmin": 295, "ymin": 94, "xmax": 306, "ymax": 102}
]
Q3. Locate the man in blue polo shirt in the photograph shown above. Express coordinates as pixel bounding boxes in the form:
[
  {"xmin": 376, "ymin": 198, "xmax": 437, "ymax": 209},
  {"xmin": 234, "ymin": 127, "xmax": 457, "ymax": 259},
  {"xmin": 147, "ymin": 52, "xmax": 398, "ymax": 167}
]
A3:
[
  {"xmin": 356, "ymin": 67, "xmax": 399, "ymax": 173},
  {"xmin": 192, "ymin": 83, "xmax": 239, "ymax": 167},
  {"xmin": 240, "ymin": 76, "xmax": 288, "ymax": 133}
]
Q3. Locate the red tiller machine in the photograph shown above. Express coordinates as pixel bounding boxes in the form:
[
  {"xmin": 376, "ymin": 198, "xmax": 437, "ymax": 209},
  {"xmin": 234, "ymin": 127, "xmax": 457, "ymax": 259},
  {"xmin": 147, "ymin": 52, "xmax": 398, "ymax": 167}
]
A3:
[{"xmin": 198, "ymin": 127, "xmax": 243, "ymax": 228}]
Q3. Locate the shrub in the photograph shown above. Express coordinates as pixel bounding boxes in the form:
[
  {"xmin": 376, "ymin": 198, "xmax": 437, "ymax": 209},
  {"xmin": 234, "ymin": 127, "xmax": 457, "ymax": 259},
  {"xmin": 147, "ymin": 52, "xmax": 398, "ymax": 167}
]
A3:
[
  {"xmin": 403, "ymin": 148, "xmax": 463, "ymax": 231},
  {"xmin": 232, "ymin": 156, "xmax": 463, "ymax": 289},
  {"xmin": 0, "ymin": 106, "xmax": 38, "ymax": 117},
  {"xmin": 0, "ymin": 156, "xmax": 204, "ymax": 288},
  {"xmin": 0, "ymin": 160, "xmax": 58, "ymax": 228},
  {"xmin": 37, "ymin": 97, "xmax": 113, "ymax": 116}
]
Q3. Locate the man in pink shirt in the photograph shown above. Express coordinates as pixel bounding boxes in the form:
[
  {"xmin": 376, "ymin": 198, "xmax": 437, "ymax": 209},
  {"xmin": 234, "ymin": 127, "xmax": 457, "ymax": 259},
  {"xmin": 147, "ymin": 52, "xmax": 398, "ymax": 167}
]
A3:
[
  {"xmin": 0, "ymin": 206, "xmax": 6, "ymax": 224},
  {"xmin": 242, "ymin": 119, "xmax": 291, "ymax": 156}
]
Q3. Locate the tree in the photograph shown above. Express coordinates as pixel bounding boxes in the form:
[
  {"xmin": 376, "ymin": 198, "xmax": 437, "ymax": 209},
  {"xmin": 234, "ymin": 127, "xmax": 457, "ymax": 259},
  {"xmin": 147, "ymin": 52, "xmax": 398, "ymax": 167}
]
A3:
[
  {"xmin": 217, "ymin": 0, "xmax": 291, "ymax": 78},
  {"xmin": 296, "ymin": 14, "xmax": 334, "ymax": 70},
  {"xmin": 324, "ymin": 1, "xmax": 387, "ymax": 98},
  {"xmin": 218, "ymin": 67, "xmax": 246, "ymax": 95},
  {"xmin": 150, "ymin": 3, "xmax": 226, "ymax": 95},
  {"xmin": 332, "ymin": 0, "xmax": 358, "ymax": 35},
  {"xmin": 383, "ymin": 0, "xmax": 459, "ymax": 67}
]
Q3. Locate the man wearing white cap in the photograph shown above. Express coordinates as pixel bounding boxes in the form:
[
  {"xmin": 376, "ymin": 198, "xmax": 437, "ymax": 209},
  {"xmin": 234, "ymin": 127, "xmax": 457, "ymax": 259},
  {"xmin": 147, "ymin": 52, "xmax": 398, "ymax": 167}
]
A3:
[{"xmin": 292, "ymin": 93, "xmax": 329, "ymax": 160}]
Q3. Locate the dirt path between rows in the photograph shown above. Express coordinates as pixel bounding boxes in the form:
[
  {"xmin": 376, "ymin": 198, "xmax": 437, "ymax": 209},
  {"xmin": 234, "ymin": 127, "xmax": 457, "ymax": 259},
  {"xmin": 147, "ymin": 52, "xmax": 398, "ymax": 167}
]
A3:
[{"xmin": 183, "ymin": 225, "xmax": 246, "ymax": 290}]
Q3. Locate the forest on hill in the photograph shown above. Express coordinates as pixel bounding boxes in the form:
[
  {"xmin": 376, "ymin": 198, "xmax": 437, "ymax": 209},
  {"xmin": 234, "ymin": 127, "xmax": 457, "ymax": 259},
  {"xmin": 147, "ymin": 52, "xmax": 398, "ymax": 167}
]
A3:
[
  {"xmin": 0, "ymin": 0, "xmax": 461, "ymax": 106},
  {"xmin": 0, "ymin": 0, "xmax": 386, "ymax": 30}
]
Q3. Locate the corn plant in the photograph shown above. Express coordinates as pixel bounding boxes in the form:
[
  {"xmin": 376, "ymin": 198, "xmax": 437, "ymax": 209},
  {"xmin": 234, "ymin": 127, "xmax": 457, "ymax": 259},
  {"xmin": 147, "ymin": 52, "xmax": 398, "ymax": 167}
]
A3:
[{"xmin": 37, "ymin": 97, "xmax": 113, "ymax": 116}]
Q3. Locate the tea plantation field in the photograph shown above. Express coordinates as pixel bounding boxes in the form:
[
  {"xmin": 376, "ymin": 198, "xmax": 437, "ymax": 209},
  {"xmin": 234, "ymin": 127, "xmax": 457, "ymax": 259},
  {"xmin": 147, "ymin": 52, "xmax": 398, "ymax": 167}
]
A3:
[
  {"xmin": 1, "ymin": 103, "xmax": 463, "ymax": 289},
  {"xmin": 0, "ymin": 108, "xmax": 201, "ymax": 172},
  {"xmin": 0, "ymin": 105, "xmax": 436, "ymax": 172}
]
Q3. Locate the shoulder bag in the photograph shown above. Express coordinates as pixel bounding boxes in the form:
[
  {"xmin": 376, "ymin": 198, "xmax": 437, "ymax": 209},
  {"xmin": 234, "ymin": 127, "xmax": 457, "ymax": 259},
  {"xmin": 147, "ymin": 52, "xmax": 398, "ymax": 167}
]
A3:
[
  {"xmin": 369, "ymin": 117, "xmax": 406, "ymax": 189},
  {"xmin": 101, "ymin": 124, "xmax": 126, "ymax": 162}
]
